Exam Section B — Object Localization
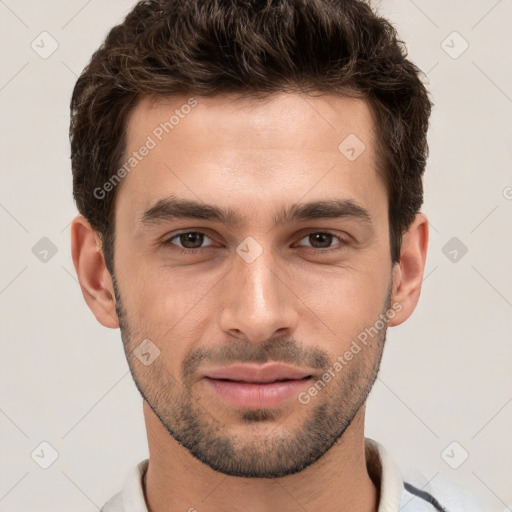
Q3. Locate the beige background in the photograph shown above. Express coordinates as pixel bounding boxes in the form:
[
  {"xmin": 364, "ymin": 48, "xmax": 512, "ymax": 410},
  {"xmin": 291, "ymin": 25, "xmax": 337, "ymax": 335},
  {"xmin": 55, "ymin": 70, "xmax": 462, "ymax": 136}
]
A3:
[{"xmin": 0, "ymin": 0, "xmax": 511, "ymax": 510}]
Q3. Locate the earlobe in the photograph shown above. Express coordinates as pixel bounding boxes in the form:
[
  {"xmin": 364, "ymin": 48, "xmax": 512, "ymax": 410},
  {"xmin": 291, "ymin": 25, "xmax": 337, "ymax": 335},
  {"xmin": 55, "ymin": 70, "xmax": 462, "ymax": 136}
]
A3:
[
  {"xmin": 71, "ymin": 214, "xmax": 119, "ymax": 329},
  {"xmin": 388, "ymin": 212, "xmax": 429, "ymax": 327}
]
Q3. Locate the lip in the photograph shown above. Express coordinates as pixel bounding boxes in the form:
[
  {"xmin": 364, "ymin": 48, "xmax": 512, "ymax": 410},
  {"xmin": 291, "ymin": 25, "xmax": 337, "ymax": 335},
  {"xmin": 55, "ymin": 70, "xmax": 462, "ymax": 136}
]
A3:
[
  {"xmin": 202, "ymin": 362, "xmax": 313, "ymax": 383},
  {"xmin": 201, "ymin": 363, "xmax": 313, "ymax": 409}
]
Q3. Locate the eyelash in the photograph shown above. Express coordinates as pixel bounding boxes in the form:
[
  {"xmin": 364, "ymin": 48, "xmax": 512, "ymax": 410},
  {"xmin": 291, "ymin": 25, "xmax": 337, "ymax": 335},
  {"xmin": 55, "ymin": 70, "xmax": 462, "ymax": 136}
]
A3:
[{"xmin": 163, "ymin": 230, "xmax": 349, "ymax": 255}]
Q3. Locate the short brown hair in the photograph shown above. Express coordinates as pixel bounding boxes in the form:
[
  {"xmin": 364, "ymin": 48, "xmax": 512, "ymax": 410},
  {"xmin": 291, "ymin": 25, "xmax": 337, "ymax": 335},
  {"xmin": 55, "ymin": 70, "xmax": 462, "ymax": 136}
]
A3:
[{"xmin": 70, "ymin": 0, "xmax": 432, "ymax": 274}]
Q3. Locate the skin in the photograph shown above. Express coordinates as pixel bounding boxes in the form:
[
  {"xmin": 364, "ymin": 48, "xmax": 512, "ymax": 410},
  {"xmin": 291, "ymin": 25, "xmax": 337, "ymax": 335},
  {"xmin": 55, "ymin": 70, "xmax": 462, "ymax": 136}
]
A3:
[{"xmin": 71, "ymin": 92, "xmax": 428, "ymax": 512}]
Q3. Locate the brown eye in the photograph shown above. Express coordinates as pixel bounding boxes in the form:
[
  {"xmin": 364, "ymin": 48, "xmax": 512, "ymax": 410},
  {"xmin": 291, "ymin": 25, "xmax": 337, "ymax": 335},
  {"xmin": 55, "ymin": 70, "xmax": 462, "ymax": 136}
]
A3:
[
  {"xmin": 307, "ymin": 232, "xmax": 334, "ymax": 248},
  {"xmin": 179, "ymin": 232, "xmax": 204, "ymax": 249},
  {"xmin": 296, "ymin": 231, "xmax": 345, "ymax": 250},
  {"xmin": 165, "ymin": 231, "xmax": 214, "ymax": 250}
]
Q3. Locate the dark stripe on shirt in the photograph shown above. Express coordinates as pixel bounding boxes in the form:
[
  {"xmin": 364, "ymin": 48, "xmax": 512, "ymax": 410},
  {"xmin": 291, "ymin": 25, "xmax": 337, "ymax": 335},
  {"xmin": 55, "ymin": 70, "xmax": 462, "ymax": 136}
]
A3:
[{"xmin": 404, "ymin": 482, "xmax": 448, "ymax": 512}]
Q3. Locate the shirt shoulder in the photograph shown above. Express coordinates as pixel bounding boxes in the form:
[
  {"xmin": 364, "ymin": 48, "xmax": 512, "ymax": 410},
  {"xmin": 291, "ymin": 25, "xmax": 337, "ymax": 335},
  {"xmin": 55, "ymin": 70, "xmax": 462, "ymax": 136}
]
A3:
[
  {"xmin": 101, "ymin": 490, "xmax": 123, "ymax": 512},
  {"xmin": 400, "ymin": 482, "xmax": 449, "ymax": 511},
  {"xmin": 401, "ymin": 475, "xmax": 485, "ymax": 512},
  {"xmin": 365, "ymin": 438, "xmax": 483, "ymax": 512},
  {"xmin": 100, "ymin": 459, "xmax": 149, "ymax": 512}
]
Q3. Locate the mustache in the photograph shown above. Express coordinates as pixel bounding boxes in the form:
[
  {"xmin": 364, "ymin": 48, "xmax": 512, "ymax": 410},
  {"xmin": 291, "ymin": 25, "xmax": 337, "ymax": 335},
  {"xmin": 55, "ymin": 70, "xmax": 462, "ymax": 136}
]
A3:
[{"xmin": 182, "ymin": 336, "xmax": 329, "ymax": 378}]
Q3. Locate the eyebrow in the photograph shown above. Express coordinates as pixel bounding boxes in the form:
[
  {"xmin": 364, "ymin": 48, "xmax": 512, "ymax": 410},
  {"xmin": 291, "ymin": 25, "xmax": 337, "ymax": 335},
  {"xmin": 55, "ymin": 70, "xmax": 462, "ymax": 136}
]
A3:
[{"xmin": 140, "ymin": 195, "xmax": 373, "ymax": 228}]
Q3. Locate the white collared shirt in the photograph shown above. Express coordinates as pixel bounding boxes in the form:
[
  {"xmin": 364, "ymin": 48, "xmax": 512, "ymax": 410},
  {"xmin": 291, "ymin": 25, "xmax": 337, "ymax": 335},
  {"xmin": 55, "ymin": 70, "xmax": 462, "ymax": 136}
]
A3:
[{"xmin": 100, "ymin": 438, "xmax": 481, "ymax": 512}]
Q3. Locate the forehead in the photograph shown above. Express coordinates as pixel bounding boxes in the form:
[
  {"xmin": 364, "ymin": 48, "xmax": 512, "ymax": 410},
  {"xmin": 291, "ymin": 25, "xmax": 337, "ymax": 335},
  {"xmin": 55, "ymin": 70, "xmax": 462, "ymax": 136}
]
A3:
[
  {"xmin": 125, "ymin": 92, "xmax": 377, "ymax": 155},
  {"xmin": 116, "ymin": 92, "xmax": 385, "ymax": 229}
]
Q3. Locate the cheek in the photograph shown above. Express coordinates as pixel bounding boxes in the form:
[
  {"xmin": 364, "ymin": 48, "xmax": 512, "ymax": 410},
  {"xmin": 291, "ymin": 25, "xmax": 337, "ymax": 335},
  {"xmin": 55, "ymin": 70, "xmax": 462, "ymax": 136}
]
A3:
[
  {"xmin": 117, "ymin": 257, "xmax": 210, "ymax": 316},
  {"xmin": 293, "ymin": 258, "xmax": 388, "ymax": 307},
  {"xmin": 292, "ymin": 269, "xmax": 390, "ymax": 353},
  {"xmin": 118, "ymin": 267, "xmax": 217, "ymax": 362}
]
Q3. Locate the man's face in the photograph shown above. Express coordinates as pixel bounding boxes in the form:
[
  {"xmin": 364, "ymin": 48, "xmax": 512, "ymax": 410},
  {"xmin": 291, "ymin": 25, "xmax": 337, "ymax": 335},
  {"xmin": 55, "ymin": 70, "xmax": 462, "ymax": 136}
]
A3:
[{"xmin": 112, "ymin": 92, "xmax": 395, "ymax": 477}]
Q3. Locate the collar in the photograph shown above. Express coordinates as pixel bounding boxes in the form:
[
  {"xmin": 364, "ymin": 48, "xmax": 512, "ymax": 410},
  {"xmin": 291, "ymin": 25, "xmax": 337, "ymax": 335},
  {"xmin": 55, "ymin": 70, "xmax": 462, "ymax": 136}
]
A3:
[{"xmin": 111, "ymin": 437, "xmax": 405, "ymax": 512}]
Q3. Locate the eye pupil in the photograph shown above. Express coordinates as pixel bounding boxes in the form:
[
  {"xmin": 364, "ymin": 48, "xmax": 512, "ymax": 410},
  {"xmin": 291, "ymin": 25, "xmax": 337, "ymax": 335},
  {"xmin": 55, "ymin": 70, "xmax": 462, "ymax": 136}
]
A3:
[
  {"xmin": 180, "ymin": 232, "xmax": 203, "ymax": 248},
  {"xmin": 310, "ymin": 233, "xmax": 332, "ymax": 248}
]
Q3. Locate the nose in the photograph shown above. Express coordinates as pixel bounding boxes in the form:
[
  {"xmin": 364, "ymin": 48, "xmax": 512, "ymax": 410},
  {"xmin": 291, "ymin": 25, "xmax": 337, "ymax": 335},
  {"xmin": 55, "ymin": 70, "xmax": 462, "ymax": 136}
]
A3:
[{"xmin": 218, "ymin": 247, "xmax": 300, "ymax": 344}]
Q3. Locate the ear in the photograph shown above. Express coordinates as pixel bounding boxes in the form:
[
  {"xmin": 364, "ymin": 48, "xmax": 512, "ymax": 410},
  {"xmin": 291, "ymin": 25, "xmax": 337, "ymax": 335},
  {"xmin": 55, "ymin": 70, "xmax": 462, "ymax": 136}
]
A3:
[
  {"xmin": 388, "ymin": 212, "xmax": 429, "ymax": 327},
  {"xmin": 70, "ymin": 214, "xmax": 119, "ymax": 329}
]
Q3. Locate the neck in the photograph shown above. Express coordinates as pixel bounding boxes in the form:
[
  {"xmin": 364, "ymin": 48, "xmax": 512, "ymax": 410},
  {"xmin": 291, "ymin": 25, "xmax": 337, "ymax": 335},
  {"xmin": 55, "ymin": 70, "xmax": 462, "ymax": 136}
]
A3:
[{"xmin": 142, "ymin": 402, "xmax": 378, "ymax": 512}]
